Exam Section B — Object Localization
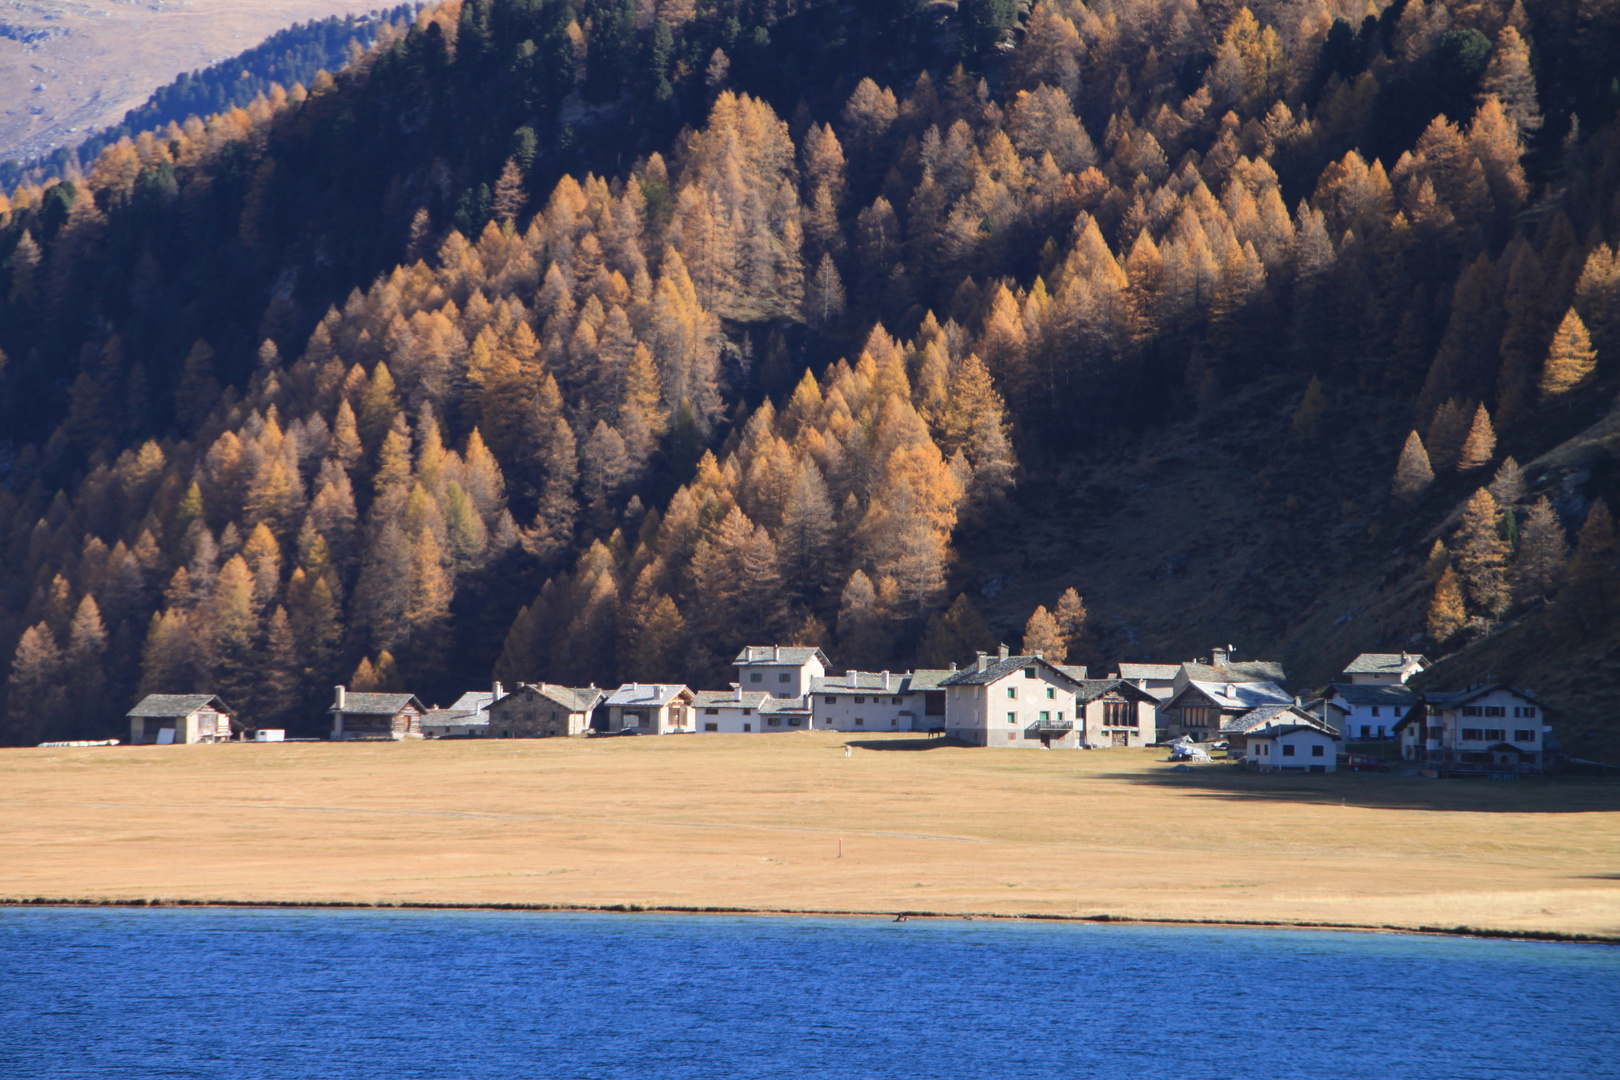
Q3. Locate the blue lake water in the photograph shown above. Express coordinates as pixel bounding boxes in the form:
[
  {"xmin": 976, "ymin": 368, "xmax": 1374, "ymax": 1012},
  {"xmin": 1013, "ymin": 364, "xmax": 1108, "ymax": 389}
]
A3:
[{"xmin": 2, "ymin": 908, "xmax": 1618, "ymax": 1080}]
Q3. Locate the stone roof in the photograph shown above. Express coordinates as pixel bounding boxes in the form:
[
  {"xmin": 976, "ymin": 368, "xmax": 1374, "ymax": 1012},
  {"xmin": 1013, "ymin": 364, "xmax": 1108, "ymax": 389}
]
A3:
[
  {"xmin": 606, "ymin": 683, "xmax": 690, "ymax": 706},
  {"xmin": 1423, "ymin": 684, "xmax": 1543, "ymax": 710},
  {"xmin": 939, "ymin": 656, "xmax": 1085, "ymax": 687},
  {"xmin": 331, "ymin": 693, "xmax": 423, "ymax": 715},
  {"xmin": 760, "ymin": 696, "xmax": 812, "ymax": 715},
  {"xmin": 1343, "ymin": 652, "xmax": 1429, "ymax": 674},
  {"xmin": 690, "ymin": 690, "xmax": 775, "ymax": 710},
  {"xmin": 810, "ymin": 672, "xmax": 911, "ymax": 694},
  {"xmin": 1054, "ymin": 664, "xmax": 1090, "ymax": 681},
  {"xmin": 905, "ymin": 669, "xmax": 955, "ymax": 691},
  {"xmin": 126, "ymin": 694, "xmax": 230, "ymax": 718},
  {"xmin": 1223, "ymin": 704, "xmax": 1330, "ymax": 735},
  {"xmin": 510, "ymin": 684, "xmax": 605, "ymax": 713},
  {"xmin": 732, "ymin": 646, "xmax": 829, "ymax": 666},
  {"xmin": 422, "ymin": 707, "xmax": 481, "ymax": 727},
  {"xmin": 447, "ymin": 690, "xmax": 496, "ymax": 717},
  {"xmin": 1329, "ymin": 682, "xmax": 1418, "ymax": 707},
  {"xmin": 1074, "ymin": 678, "xmax": 1158, "ymax": 705},
  {"xmin": 1249, "ymin": 722, "xmax": 1342, "ymax": 741},
  {"xmin": 1181, "ymin": 660, "xmax": 1287, "ymax": 685},
  {"xmin": 1117, "ymin": 663, "xmax": 1181, "ymax": 680},
  {"xmin": 1171, "ymin": 680, "xmax": 1292, "ymax": 711}
]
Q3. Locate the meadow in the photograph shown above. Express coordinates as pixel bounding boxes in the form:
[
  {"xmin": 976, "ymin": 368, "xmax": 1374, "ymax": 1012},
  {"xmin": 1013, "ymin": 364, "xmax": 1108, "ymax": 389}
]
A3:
[{"xmin": 3, "ymin": 732, "xmax": 1617, "ymax": 939}]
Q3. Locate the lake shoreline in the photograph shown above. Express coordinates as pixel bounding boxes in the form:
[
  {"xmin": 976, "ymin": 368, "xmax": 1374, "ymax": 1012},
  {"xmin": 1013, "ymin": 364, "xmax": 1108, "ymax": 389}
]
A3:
[{"xmin": 5, "ymin": 895, "xmax": 1615, "ymax": 945}]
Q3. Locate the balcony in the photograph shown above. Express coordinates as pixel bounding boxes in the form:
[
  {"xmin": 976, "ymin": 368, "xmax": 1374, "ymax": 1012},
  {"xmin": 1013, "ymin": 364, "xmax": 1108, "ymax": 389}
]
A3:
[{"xmin": 1031, "ymin": 718, "xmax": 1074, "ymax": 734}]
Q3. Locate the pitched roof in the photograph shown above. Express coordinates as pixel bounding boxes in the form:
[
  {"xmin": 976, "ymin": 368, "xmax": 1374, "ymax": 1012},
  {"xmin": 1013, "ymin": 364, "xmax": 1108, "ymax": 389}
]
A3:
[
  {"xmin": 447, "ymin": 690, "xmax": 496, "ymax": 717},
  {"xmin": 759, "ymin": 696, "xmax": 812, "ymax": 716},
  {"xmin": 1343, "ymin": 652, "xmax": 1429, "ymax": 674},
  {"xmin": 524, "ymin": 684, "xmax": 605, "ymax": 713},
  {"xmin": 1329, "ymin": 682, "xmax": 1418, "ymax": 707},
  {"xmin": 1074, "ymin": 678, "xmax": 1159, "ymax": 705},
  {"xmin": 690, "ymin": 690, "xmax": 774, "ymax": 710},
  {"xmin": 331, "ymin": 692, "xmax": 423, "ymax": 715},
  {"xmin": 939, "ymin": 655, "xmax": 1086, "ymax": 687},
  {"xmin": 1249, "ymin": 722, "xmax": 1342, "ymax": 741},
  {"xmin": 1181, "ymin": 660, "xmax": 1287, "ymax": 685},
  {"xmin": 1055, "ymin": 664, "xmax": 1090, "ymax": 681},
  {"xmin": 606, "ymin": 683, "xmax": 690, "ymax": 706},
  {"xmin": 1423, "ymin": 684, "xmax": 1544, "ymax": 710},
  {"xmin": 905, "ymin": 669, "xmax": 955, "ymax": 691},
  {"xmin": 1170, "ymin": 680, "xmax": 1292, "ymax": 711},
  {"xmin": 1224, "ymin": 704, "xmax": 1331, "ymax": 735},
  {"xmin": 1117, "ymin": 663, "xmax": 1181, "ymax": 680},
  {"xmin": 422, "ymin": 707, "xmax": 481, "ymax": 726},
  {"xmin": 732, "ymin": 646, "xmax": 829, "ymax": 667},
  {"xmin": 126, "ymin": 693, "xmax": 231, "ymax": 718}
]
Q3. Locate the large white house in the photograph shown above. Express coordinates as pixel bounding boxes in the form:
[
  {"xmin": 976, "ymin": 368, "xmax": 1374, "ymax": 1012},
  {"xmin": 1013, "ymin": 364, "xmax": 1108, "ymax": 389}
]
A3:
[
  {"xmin": 809, "ymin": 669, "xmax": 951, "ymax": 732},
  {"xmin": 1395, "ymin": 684, "xmax": 1550, "ymax": 774},
  {"xmin": 938, "ymin": 647, "xmax": 1087, "ymax": 748},
  {"xmin": 732, "ymin": 646, "xmax": 828, "ymax": 698},
  {"xmin": 1326, "ymin": 682, "xmax": 1416, "ymax": 740}
]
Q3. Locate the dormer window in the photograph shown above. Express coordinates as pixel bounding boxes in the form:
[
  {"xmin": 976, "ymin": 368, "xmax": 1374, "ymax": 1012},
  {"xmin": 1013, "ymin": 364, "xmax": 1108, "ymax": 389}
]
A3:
[{"xmin": 1024, "ymin": 667, "xmax": 1036, "ymax": 679}]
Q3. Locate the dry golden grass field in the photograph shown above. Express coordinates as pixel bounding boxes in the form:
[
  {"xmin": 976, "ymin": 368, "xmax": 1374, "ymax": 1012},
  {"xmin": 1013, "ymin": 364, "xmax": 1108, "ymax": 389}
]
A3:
[{"xmin": 3, "ymin": 732, "xmax": 1619, "ymax": 938}]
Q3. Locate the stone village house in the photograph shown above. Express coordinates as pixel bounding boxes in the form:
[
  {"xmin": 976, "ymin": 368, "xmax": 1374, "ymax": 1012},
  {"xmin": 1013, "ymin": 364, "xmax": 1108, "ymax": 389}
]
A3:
[
  {"xmin": 126, "ymin": 694, "xmax": 236, "ymax": 745},
  {"xmin": 605, "ymin": 683, "xmax": 694, "ymax": 733},
  {"xmin": 329, "ymin": 686, "xmax": 426, "ymax": 740},
  {"xmin": 487, "ymin": 683, "xmax": 606, "ymax": 738}
]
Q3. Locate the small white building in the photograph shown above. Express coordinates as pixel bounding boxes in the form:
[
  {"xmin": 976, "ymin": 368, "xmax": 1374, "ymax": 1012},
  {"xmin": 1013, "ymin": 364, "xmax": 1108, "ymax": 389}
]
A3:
[
  {"xmin": 809, "ymin": 669, "xmax": 952, "ymax": 732},
  {"xmin": 692, "ymin": 688, "xmax": 775, "ymax": 732},
  {"xmin": 1243, "ymin": 721, "xmax": 1341, "ymax": 773},
  {"xmin": 605, "ymin": 683, "xmax": 694, "ymax": 734},
  {"xmin": 1074, "ymin": 679, "xmax": 1160, "ymax": 747},
  {"xmin": 1326, "ymin": 682, "xmax": 1416, "ymax": 741},
  {"xmin": 421, "ymin": 684, "xmax": 502, "ymax": 738},
  {"xmin": 126, "ymin": 694, "xmax": 236, "ymax": 745},
  {"xmin": 938, "ymin": 647, "xmax": 1087, "ymax": 748},
  {"xmin": 1341, "ymin": 652, "xmax": 1429, "ymax": 685},
  {"xmin": 1396, "ymin": 684, "xmax": 1550, "ymax": 774},
  {"xmin": 1224, "ymin": 704, "xmax": 1334, "ymax": 759},
  {"xmin": 732, "ymin": 645, "xmax": 829, "ymax": 698}
]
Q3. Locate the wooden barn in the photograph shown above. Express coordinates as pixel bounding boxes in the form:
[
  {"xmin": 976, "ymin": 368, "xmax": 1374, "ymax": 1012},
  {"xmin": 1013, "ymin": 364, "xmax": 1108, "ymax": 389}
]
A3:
[
  {"xmin": 329, "ymin": 685, "xmax": 425, "ymax": 740},
  {"xmin": 126, "ymin": 694, "xmax": 235, "ymax": 745}
]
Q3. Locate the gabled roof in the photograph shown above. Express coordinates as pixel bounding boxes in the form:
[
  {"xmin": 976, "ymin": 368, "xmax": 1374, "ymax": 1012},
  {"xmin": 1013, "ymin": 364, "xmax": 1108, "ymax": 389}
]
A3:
[
  {"xmin": 1074, "ymin": 678, "xmax": 1159, "ymax": 705},
  {"xmin": 1224, "ymin": 704, "xmax": 1331, "ymax": 735},
  {"xmin": 732, "ymin": 646, "xmax": 829, "ymax": 667},
  {"xmin": 1168, "ymin": 680, "xmax": 1292, "ymax": 711},
  {"xmin": 606, "ymin": 683, "xmax": 691, "ymax": 706},
  {"xmin": 422, "ymin": 707, "xmax": 480, "ymax": 726},
  {"xmin": 1486, "ymin": 742, "xmax": 1529, "ymax": 753},
  {"xmin": 127, "ymin": 693, "xmax": 231, "ymax": 718},
  {"xmin": 1343, "ymin": 652, "xmax": 1429, "ymax": 675},
  {"xmin": 1328, "ymin": 682, "xmax": 1418, "ymax": 707},
  {"xmin": 1250, "ymin": 722, "xmax": 1342, "ymax": 741},
  {"xmin": 760, "ymin": 696, "xmax": 812, "ymax": 715},
  {"xmin": 447, "ymin": 690, "xmax": 496, "ymax": 718},
  {"xmin": 691, "ymin": 690, "xmax": 774, "ymax": 710},
  {"xmin": 1117, "ymin": 663, "xmax": 1181, "ymax": 680},
  {"xmin": 810, "ymin": 672, "xmax": 912, "ymax": 694},
  {"xmin": 905, "ymin": 669, "xmax": 955, "ymax": 691},
  {"xmin": 939, "ymin": 655, "xmax": 1086, "ymax": 687},
  {"xmin": 1181, "ymin": 660, "xmax": 1287, "ymax": 684},
  {"xmin": 331, "ymin": 692, "xmax": 424, "ymax": 715},
  {"xmin": 1423, "ymin": 684, "xmax": 1544, "ymax": 710},
  {"xmin": 499, "ymin": 684, "xmax": 604, "ymax": 713},
  {"xmin": 1055, "ymin": 664, "xmax": 1090, "ymax": 681}
]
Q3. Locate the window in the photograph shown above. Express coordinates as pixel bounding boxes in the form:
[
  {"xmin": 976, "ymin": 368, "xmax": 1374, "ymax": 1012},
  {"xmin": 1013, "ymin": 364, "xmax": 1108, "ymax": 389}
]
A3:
[
  {"xmin": 1046, "ymin": 687, "xmax": 1055, "ymax": 699},
  {"xmin": 1485, "ymin": 729, "xmax": 1505, "ymax": 741},
  {"xmin": 1513, "ymin": 729, "xmax": 1536, "ymax": 742},
  {"xmin": 1040, "ymin": 711, "xmax": 1050, "ymax": 723},
  {"xmin": 1514, "ymin": 706, "xmax": 1538, "ymax": 718},
  {"xmin": 1103, "ymin": 701, "xmax": 1133, "ymax": 728},
  {"xmin": 705, "ymin": 708, "xmax": 720, "ymax": 716},
  {"xmin": 1426, "ymin": 726, "xmax": 1444, "ymax": 740},
  {"xmin": 1360, "ymin": 725, "xmax": 1371, "ymax": 738},
  {"xmin": 825, "ymin": 696, "xmax": 836, "ymax": 705},
  {"xmin": 742, "ymin": 709, "xmax": 752, "ymax": 716},
  {"xmin": 779, "ymin": 673, "xmax": 790, "ymax": 683},
  {"xmin": 704, "ymin": 723, "xmax": 718, "ymax": 732},
  {"xmin": 1463, "ymin": 705, "xmax": 1481, "ymax": 717},
  {"xmin": 1311, "ymin": 745, "xmax": 1324, "ymax": 757},
  {"xmin": 893, "ymin": 696, "xmax": 904, "ymax": 705},
  {"xmin": 743, "ymin": 723, "xmax": 751, "ymax": 732},
  {"xmin": 1282, "ymin": 745, "xmax": 1296, "ymax": 756},
  {"xmin": 1462, "ymin": 728, "xmax": 1482, "ymax": 740},
  {"xmin": 855, "ymin": 718, "xmax": 864, "ymax": 726},
  {"xmin": 891, "ymin": 718, "xmax": 898, "ymax": 726},
  {"xmin": 789, "ymin": 719, "xmax": 801, "ymax": 727},
  {"xmin": 1371, "ymin": 707, "xmax": 1381, "ymax": 717},
  {"xmin": 750, "ymin": 673, "xmax": 762, "ymax": 683},
  {"xmin": 1007, "ymin": 712, "xmax": 1017, "ymax": 724},
  {"xmin": 1484, "ymin": 706, "xmax": 1506, "ymax": 718},
  {"xmin": 768, "ymin": 718, "xmax": 782, "ymax": 727},
  {"xmin": 1024, "ymin": 667, "xmax": 1036, "ymax": 678},
  {"xmin": 854, "ymin": 696, "xmax": 866, "ymax": 705},
  {"xmin": 1007, "ymin": 687, "xmax": 1018, "ymax": 699}
]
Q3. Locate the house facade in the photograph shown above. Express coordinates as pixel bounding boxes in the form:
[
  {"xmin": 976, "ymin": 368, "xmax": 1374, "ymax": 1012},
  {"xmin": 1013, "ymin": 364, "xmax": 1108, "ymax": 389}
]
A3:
[
  {"xmin": 1114, "ymin": 663, "xmax": 1180, "ymax": 736},
  {"xmin": 1396, "ymin": 685, "xmax": 1550, "ymax": 774},
  {"xmin": 605, "ymin": 683, "xmax": 694, "ymax": 733},
  {"xmin": 421, "ymin": 685, "xmax": 502, "ymax": 738},
  {"xmin": 1243, "ymin": 722, "xmax": 1341, "ymax": 773},
  {"xmin": 126, "ymin": 694, "xmax": 235, "ymax": 745},
  {"xmin": 487, "ymin": 683, "xmax": 605, "ymax": 737},
  {"xmin": 1341, "ymin": 652, "xmax": 1429, "ymax": 685},
  {"xmin": 1223, "ymin": 704, "xmax": 1332, "ymax": 758},
  {"xmin": 938, "ymin": 648, "xmax": 1086, "ymax": 748},
  {"xmin": 1326, "ymin": 682, "xmax": 1416, "ymax": 740},
  {"xmin": 329, "ymin": 687, "xmax": 425, "ymax": 740},
  {"xmin": 732, "ymin": 646, "xmax": 829, "ymax": 698},
  {"xmin": 809, "ymin": 669, "xmax": 951, "ymax": 732},
  {"xmin": 1074, "ymin": 679, "xmax": 1159, "ymax": 747},
  {"xmin": 692, "ymin": 689, "xmax": 775, "ymax": 733}
]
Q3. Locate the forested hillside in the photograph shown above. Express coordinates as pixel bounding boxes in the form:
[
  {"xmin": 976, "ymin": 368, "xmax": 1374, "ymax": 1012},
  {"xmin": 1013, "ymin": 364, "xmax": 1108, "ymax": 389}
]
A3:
[{"xmin": 0, "ymin": 0, "xmax": 1617, "ymax": 748}]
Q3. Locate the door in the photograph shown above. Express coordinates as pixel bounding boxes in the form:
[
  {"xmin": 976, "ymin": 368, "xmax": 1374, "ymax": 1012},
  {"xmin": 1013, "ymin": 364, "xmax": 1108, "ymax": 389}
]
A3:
[{"xmin": 1112, "ymin": 730, "xmax": 1128, "ymax": 747}]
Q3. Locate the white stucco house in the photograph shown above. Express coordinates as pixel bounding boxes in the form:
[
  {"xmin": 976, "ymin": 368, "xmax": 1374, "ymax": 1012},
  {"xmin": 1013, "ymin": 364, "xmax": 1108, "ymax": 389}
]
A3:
[
  {"xmin": 1395, "ymin": 684, "xmax": 1550, "ymax": 774},
  {"xmin": 692, "ymin": 688, "xmax": 775, "ymax": 733},
  {"xmin": 1243, "ymin": 721, "xmax": 1341, "ymax": 772},
  {"xmin": 809, "ymin": 669, "xmax": 952, "ymax": 732},
  {"xmin": 605, "ymin": 683, "xmax": 694, "ymax": 733},
  {"xmin": 1341, "ymin": 652, "xmax": 1429, "ymax": 685},
  {"xmin": 1326, "ymin": 682, "xmax": 1416, "ymax": 740},
  {"xmin": 732, "ymin": 646, "xmax": 829, "ymax": 698},
  {"xmin": 938, "ymin": 647, "xmax": 1087, "ymax": 748}
]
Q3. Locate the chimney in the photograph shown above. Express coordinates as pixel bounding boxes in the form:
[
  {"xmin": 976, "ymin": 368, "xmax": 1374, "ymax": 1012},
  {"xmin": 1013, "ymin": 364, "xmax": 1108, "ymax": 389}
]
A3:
[
  {"xmin": 654, "ymin": 684, "xmax": 663, "ymax": 698},
  {"xmin": 1212, "ymin": 645, "xmax": 1229, "ymax": 667},
  {"xmin": 335, "ymin": 684, "xmax": 346, "ymax": 709},
  {"xmin": 1225, "ymin": 683, "xmax": 1235, "ymax": 698},
  {"xmin": 734, "ymin": 682, "xmax": 743, "ymax": 701},
  {"xmin": 998, "ymin": 643, "xmax": 1009, "ymax": 661},
  {"xmin": 493, "ymin": 680, "xmax": 503, "ymax": 700},
  {"xmin": 1033, "ymin": 649, "xmax": 1044, "ymax": 660},
  {"xmin": 847, "ymin": 669, "xmax": 858, "ymax": 688},
  {"xmin": 881, "ymin": 670, "xmax": 891, "ymax": 691},
  {"xmin": 976, "ymin": 652, "xmax": 989, "ymax": 673},
  {"xmin": 773, "ymin": 644, "xmax": 780, "ymax": 661},
  {"xmin": 950, "ymin": 661, "xmax": 958, "ymax": 672}
]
